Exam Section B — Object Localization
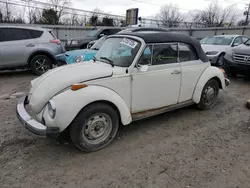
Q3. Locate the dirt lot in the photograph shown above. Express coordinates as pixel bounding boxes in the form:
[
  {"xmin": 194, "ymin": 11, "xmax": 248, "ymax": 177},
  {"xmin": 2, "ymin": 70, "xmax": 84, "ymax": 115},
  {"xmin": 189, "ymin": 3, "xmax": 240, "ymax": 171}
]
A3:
[{"xmin": 0, "ymin": 70, "xmax": 250, "ymax": 188}]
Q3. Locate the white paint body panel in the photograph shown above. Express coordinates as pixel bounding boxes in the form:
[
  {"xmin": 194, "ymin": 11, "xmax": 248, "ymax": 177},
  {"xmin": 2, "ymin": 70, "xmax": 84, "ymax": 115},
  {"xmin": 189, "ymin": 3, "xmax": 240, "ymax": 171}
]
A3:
[
  {"xmin": 179, "ymin": 60, "xmax": 210, "ymax": 102},
  {"xmin": 43, "ymin": 85, "xmax": 132, "ymax": 131},
  {"xmin": 29, "ymin": 62, "xmax": 113, "ymax": 113},
  {"xmin": 193, "ymin": 66, "xmax": 225, "ymax": 103},
  {"xmin": 131, "ymin": 63, "xmax": 181, "ymax": 113}
]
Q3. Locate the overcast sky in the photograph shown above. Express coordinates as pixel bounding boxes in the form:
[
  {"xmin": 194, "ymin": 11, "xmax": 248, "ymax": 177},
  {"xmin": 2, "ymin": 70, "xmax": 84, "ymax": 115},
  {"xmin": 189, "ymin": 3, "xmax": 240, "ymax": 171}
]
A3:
[{"xmin": 74, "ymin": 0, "xmax": 247, "ymax": 17}]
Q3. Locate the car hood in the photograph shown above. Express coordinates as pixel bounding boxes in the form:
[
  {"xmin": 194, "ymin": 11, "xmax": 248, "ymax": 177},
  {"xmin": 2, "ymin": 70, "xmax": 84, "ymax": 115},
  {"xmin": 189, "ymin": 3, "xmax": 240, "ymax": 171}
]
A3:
[
  {"xmin": 232, "ymin": 44, "xmax": 250, "ymax": 55},
  {"xmin": 201, "ymin": 44, "xmax": 231, "ymax": 53},
  {"xmin": 29, "ymin": 62, "xmax": 113, "ymax": 113},
  {"xmin": 65, "ymin": 49, "xmax": 98, "ymax": 57}
]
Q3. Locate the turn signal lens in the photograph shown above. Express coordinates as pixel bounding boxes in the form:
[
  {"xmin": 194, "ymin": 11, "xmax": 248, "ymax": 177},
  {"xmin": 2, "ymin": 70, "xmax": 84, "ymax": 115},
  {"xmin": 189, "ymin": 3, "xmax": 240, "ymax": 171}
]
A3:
[
  {"xmin": 71, "ymin": 84, "xmax": 88, "ymax": 91},
  {"xmin": 220, "ymin": 68, "xmax": 226, "ymax": 77}
]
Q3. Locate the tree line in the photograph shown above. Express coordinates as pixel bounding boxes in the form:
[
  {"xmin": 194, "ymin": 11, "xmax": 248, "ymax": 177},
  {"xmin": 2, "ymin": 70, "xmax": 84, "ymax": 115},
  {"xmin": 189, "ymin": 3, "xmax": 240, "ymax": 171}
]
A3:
[{"xmin": 0, "ymin": 1, "xmax": 247, "ymax": 27}]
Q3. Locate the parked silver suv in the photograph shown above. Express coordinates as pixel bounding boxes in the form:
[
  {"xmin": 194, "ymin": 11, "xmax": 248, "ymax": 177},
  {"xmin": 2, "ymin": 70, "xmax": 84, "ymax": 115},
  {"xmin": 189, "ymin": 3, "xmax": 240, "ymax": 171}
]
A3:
[{"xmin": 0, "ymin": 26, "xmax": 64, "ymax": 75}]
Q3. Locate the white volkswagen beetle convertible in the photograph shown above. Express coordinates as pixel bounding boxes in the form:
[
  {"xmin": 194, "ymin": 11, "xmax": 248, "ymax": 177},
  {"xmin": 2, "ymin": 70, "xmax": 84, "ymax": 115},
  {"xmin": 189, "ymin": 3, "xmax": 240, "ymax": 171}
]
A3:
[{"xmin": 17, "ymin": 32, "xmax": 230, "ymax": 152}]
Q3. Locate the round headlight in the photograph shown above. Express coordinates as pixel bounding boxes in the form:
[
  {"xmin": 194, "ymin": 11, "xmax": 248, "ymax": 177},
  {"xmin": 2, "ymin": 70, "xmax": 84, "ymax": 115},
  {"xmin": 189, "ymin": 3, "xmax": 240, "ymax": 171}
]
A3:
[
  {"xmin": 48, "ymin": 100, "xmax": 56, "ymax": 119},
  {"xmin": 75, "ymin": 55, "xmax": 85, "ymax": 63}
]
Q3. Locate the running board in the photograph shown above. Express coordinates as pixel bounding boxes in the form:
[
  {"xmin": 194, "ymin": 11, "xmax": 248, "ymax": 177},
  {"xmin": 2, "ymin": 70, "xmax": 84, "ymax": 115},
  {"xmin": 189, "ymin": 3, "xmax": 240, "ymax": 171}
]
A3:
[{"xmin": 132, "ymin": 100, "xmax": 194, "ymax": 121}]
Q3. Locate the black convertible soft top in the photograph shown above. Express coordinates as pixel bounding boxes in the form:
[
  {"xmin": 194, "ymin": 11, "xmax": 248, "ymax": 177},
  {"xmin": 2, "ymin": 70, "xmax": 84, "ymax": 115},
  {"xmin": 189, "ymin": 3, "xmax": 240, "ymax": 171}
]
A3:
[{"xmin": 117, "ymin": 32, "xmax": 208, "ymax": 62}]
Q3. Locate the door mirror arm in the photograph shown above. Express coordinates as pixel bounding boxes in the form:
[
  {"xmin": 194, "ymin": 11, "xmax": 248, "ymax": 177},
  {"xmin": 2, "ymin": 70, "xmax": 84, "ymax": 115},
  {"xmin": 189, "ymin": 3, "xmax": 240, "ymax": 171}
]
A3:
[{"xmin": 138, "ymin": 64, "xmax": 149, "ymax": 72}]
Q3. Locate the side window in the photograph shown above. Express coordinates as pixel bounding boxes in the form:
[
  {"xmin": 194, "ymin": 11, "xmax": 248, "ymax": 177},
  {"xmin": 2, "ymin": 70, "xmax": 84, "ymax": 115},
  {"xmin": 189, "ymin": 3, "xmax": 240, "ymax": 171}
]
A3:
[
  {"xmin": 110, "ymin": 29, "xmax": 121, "ymax": 34},
  {"xmin": 0, "ymin": 29, "xmax": 3, "ymax": 42},
  {"xmin": 152, "ymin": 44, "xmax": 178, "ymax": 65},
  {"xmin": 138, "ymin": 45, "xmax": 153, "ymax": 65},
  {"xmin": 179, "ymin": 43, "xmax": 198, "ymax": 62},
  {"xmin": 28, "ymin": 29, "xmax": 43, "ymax": 38},
  {"xmin": 1, "ymin": 28, "xmax": 31, "ymax": 42},
  {"xmin": 242, "ymin": 37, "xmax": 249, "ymax": 43},
  {"xmin": 233, "ymin": 37, "xmax": 242, "ymax": 45},
  {"xmin": 101, "ymin": 29, "xmax": 111, "ymax": 35}
]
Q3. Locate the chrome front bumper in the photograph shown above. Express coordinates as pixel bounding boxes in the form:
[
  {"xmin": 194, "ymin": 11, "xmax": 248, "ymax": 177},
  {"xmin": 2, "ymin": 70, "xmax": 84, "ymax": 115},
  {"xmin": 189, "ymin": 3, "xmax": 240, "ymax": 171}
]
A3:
[
  {"xmin": 17, "ymin": 96, "xmax": 47, "ymax": 136},
  {"xmin": 16, "ymin": 96, "xmax": 60, "ymax": 137}
]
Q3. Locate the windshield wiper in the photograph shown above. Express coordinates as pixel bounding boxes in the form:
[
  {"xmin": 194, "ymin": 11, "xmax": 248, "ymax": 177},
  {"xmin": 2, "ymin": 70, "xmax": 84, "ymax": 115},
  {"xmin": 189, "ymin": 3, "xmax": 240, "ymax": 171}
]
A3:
[
  {"xmin": 91, "ymin": 47, "xmax": 99, "ymax": 50},
  {"xmin": 93, "ymin": 56, "xmax": 97, "ymax": 62},
  {"xmin": 100, "ymin": 57, "xmax": 114, "ymax": 67}
]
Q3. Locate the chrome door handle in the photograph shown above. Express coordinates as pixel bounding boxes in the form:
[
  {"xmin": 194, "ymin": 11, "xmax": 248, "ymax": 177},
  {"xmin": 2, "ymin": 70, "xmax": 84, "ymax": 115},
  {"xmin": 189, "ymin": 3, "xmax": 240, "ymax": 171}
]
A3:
[
  {"xmin": 26, "ymin": 43, "xmax": 35, "ymax": 47},
  {"xmin": 171, "ymin": 70, "xmax": 181, "ymax": 75}
]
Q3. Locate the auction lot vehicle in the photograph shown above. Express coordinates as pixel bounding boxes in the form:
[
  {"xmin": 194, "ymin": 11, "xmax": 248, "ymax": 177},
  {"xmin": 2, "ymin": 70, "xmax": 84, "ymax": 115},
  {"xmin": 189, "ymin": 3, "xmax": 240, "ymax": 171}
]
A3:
[
  {"xmin": 65, "ymin": 28, "xmax": 122, "ymax": 51},
  {"xmin": 201, "ymin": 35, "xmax": 249, "ymax": 66},
  {"xmin": 0, "ymin": 26, "xmax": 64, "ymax": 75},
  {"xmin": 224, "ymin": 39, "xmax": 250, "ymax": 77},
  {"xmin": 58, "ymin": 36, "xmax": 108, "ymax": 65},
  {"xmin": 17, "ymin": 32, "xmax": 228, "ymax": 152}
]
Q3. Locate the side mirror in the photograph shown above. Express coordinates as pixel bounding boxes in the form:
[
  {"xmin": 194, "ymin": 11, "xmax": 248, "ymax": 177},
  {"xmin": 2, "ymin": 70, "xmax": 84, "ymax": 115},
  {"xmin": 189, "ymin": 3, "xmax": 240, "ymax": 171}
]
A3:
[{"xmin": 138, "ymin": 65, "xmax": 149, "ymax": 72}]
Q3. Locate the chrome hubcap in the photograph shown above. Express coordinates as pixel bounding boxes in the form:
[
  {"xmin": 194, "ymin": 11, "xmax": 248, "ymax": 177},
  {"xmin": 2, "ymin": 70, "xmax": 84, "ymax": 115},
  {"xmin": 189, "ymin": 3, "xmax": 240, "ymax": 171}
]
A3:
[
  {"xmin": 82, "ymin": 113, "xmax": 112, "ymax": 144},
  {"xmin": 204, "ymin": 86, "xmax": 216, "ymax": 104},
  {"xmin": 35, "ymin": 59, "xmax": 49, "ymax": 73}
]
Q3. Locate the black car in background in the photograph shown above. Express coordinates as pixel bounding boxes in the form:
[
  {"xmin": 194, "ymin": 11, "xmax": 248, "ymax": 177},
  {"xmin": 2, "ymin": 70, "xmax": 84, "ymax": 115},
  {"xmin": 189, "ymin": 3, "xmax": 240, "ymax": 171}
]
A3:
[
  {"xmin": 65, "ymin": 28, "xmax": 122, "ymax": 51},
  {"xmin": 224, "ymin": 39, "xmax": 250, "ymax": 78}
]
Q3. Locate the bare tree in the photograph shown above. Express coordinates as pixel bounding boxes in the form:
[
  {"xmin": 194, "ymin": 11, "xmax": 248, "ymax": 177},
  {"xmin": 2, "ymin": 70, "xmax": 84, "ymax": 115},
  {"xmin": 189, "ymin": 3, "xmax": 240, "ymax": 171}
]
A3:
[
  {"xmin": 49, "ymin": 0, "xmax": 71, "ymax": 24},
  {"xmin": 156, "ymin": 4, "xmax": 183, "ymax": 28},
  {"xmin": 193, "ymin": 3, "xmax": 237, "ymax": 27}
]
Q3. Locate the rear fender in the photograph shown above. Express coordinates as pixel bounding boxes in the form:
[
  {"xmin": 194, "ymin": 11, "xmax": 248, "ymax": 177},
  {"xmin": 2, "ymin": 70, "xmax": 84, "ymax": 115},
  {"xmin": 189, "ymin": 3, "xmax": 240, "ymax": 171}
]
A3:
[{"xmin": 193, "ymin": 66, "xmax": 225, "ymax": 103}]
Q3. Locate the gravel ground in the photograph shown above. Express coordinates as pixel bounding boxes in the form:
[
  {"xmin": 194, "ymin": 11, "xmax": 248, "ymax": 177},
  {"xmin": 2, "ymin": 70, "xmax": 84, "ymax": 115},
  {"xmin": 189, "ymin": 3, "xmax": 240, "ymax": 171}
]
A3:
[{"xmin": 0, "ymin": 70, "xmax": 250, "ymax": 188}]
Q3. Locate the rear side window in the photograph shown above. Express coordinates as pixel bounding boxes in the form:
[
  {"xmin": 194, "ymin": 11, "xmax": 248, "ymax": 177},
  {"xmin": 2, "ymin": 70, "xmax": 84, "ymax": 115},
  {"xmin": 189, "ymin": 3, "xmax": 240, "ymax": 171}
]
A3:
[
  {"xmin": 28, "ymin": 29, "xmax": 43, "ymax": 38},
  {"xmin": 110, "ymin": 29, "xmax": 122, "ymax": 34},
  {"xmin": 178, "ymin": 43, "xmax": 198, "ymax": 62},
  {"xmin": 0, "ymin": 28, "xmax": 32, "ymax": 42}
]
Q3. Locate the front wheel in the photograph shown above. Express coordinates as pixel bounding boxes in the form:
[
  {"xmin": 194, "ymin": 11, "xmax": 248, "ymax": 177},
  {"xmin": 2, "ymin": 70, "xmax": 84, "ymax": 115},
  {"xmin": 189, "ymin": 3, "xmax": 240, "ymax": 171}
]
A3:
[
  {"xmin": 70, "ymin": 103, "xmax": 119, "ymax": 152},
  {"xmin": 217, "ymin": 54, "xmax": 225, "ymax": 67},
  {"xmin": 197, "ymin": 79, "xmax": 219, "ymax": 110}
]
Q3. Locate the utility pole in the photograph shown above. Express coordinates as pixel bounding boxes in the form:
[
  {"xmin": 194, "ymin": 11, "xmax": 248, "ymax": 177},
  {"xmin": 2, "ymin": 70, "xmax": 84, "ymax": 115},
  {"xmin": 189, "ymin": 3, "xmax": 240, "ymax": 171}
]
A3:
[{"xmin": 245, "ymin": 3, "xmax": 250, "ymax": 25}]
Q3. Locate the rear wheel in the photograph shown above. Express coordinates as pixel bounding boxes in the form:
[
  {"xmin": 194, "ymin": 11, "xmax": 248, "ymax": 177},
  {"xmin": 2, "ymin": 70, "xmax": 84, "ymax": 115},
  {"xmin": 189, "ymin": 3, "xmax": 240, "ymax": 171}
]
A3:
[
  {"xmin": 30, "ymin": 55, "xmax": 52, "ymax": 76},
  {"xmin": 70, "ymin": 103, "xmax": 119, "ymax": 152},
  {"xmin": 197, "ymin": 79, "xmax": 219, "ymax": 110}
]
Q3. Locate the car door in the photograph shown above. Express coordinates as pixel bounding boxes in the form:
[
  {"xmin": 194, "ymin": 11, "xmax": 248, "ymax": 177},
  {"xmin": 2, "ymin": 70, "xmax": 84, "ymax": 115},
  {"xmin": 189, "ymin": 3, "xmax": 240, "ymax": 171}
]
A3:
[
  {"xmin": 0, "ymin": 28, "xmax": 37, "ymax": 68},
  {"xmin": 131, "ymin": 43, "xmax": 181, "ymax": 113},
  {"xmin": 178, "ymin": 43, "xmax": 209, "ymax": 102}
]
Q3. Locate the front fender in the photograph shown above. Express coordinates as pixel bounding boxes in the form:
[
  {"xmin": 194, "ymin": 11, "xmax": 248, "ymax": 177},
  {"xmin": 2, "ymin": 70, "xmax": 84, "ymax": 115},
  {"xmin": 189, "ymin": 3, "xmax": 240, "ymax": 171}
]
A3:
[
  {"xmin": 193, "ymin": 66, "xmax": 225, "ymax": 103},
  {"xmin": 43, "ymin": 85, "xmax": 132, "ymax": 131}
]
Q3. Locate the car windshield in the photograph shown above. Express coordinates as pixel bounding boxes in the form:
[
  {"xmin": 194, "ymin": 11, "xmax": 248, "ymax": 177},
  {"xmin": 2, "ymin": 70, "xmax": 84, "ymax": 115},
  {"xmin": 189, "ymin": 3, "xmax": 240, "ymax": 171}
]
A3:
[
  {"xmin": 202, "ymin": 36, "xmax": 234, "ymax": 45},
  {"xmin": 90, "ymin": 36, "xmax": 107, "ymax": 50},
  {"xmin": 87, "ymin": 29, "xmax": 100, "ymax": 37},
  {"xmin": 95, "ymin": 37, "xmax": 141, "ymax": 67},
  {"xmin": 200, "ymin": 37, "xmax": 210, "ymax": 44}
]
